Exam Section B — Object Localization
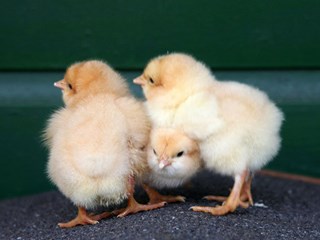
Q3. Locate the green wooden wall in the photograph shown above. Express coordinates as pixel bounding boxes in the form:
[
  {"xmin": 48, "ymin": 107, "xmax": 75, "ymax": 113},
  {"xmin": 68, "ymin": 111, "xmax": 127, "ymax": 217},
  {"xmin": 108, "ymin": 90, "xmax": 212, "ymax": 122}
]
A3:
[
  {"xmin": 1, "ymin": 71, "xmax": 319, "ymax": 200},
  {"xmin": 1, "ymin": 0, "xmax": 320, "ymax": 70},
  {"xmin": 0, "ymin": 1, "xmax": 319, "ymax": 200}
]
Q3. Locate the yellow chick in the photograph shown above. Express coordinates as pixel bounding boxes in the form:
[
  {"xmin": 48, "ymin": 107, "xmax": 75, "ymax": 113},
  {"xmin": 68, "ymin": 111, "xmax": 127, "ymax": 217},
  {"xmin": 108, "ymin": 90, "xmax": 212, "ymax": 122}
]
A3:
[
  {"xmin": 142, "ymin": 128, "xmax": 201, "ymax": 204},
  {"xmin": 44, "ymin": 60, "xmax": 164, "ymax": 228},
  {"xmin": 134, "ymin": 53, "xmax": 284, "ymax": 215}
]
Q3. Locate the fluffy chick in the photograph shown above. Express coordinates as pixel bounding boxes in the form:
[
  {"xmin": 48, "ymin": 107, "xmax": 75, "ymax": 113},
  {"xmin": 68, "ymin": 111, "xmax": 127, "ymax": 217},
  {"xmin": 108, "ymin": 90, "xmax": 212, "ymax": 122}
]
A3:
[
  {"xmin": 44, "ymin": 60, "xmax": 164, "ymax": 228},
  {"xmin": 143, "ymin": 128, "xmax": 201, "ymax": 204},
  {"xmin": 134, "ymin": 53, "xmax": 284, "ymax": 215}
]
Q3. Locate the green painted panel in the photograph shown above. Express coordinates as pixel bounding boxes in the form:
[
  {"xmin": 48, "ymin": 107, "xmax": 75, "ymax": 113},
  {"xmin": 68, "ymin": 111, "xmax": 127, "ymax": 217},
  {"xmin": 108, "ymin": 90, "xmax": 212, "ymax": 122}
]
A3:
[
  {"xmin": 0, "ymin": 107, "xmax": 54, "ymax": 199},
  {"xmin": 0, "ymin": 70, "xmax": 319, "ymax": 200},
  {"xmin": 0, "ymin": 104, "xmax": 319, "ymax": 200},
  {"xmin": 1, "ymin": 1, "xmax": 320, "ymax": 70},
  {"xmin": 266, "ymin": 105, "xmax": 320, "ymax": 177}
]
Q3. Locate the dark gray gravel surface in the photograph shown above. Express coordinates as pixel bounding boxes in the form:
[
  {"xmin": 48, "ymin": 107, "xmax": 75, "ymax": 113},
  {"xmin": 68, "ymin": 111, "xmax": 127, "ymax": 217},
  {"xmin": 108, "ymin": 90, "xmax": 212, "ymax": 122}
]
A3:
[{"xmin": 1, "ymin": 171, "xmax": 319, "ymax": 240}]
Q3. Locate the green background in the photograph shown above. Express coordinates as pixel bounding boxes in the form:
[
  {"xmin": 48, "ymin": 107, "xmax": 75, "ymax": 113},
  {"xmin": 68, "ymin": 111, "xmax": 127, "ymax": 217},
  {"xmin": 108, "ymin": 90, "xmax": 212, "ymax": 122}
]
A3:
[
  {"xmin": 1, "ymin": 0, "xmax": 320, "ymax": 70},
  {"xmin": 0, "ymin": 1, "xmax": 319, "ymax": 200}
]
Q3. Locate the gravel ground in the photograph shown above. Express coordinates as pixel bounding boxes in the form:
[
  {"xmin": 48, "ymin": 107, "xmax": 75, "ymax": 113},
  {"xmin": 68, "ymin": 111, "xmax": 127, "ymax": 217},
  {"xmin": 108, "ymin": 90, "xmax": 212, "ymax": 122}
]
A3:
[{"xmin": 1, "ymin": 171, "xmax": 319, "ymax": 240}]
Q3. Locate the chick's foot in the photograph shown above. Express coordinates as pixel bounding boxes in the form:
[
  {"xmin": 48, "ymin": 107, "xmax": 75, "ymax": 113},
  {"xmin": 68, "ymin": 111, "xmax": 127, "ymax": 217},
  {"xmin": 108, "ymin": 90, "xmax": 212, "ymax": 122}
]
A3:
[
  {"xmin": 58, "ymin": 207, "xmax": 105, "ymax": 228},
  {"xmin": 191, "ymin": 170, "xmax": 251, "ymax": 216},
  {"xmin": 115, "ymin": 195, "xmax": 166, "ymax": 218},
  {"xmin": 191, "ymin": 197, "xmax": 249, "ymax": 216},
  {"xmin": 89, "ymin": 211, "xmax": 113, "ymax": 221},
  {"xmin": 143, "ymin": 184, "xmax": 185, "ymax": 204},
  {"xmin": 203, "ymin": 195, "xmax": 227, "ymax": 202},
  {"xmin": 114, "ymin": 176, "xmax": 166, "ymax": 217}
]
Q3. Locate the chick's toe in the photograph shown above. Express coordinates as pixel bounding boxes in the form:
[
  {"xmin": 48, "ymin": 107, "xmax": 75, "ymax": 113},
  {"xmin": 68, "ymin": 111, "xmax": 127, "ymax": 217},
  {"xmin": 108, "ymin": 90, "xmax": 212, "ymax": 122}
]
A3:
[
  {"xmin": 116, "ymin": 196, "xmax": 166, "ymax": 218},
  {"xmin": 58, "ymin": 207, "xmax": 99, "ymax": 228},
  {"xmin": 143, "ymin": 184, "xmax": 185, "ymax": 204},
  {"xmin": 192, "ymin": 170, "xmax": 252, "ymax": 215}
]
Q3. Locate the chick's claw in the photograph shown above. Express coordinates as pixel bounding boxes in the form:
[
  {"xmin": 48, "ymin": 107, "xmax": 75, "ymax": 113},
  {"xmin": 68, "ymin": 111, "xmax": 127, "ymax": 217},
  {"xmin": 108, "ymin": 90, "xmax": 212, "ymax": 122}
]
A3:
[
  {"xmin": 58, "ymin": 217, "xmax": 98, "ymax": 228},
  {"xmin": 191, "ymin": 205, "xmax": 235, "ymax": 216},
  {"xmin": 89, "ymin": 211, "xmax": 113, "ymax": 221},
  {"xmin": 143, "ymin": 184, "xmax": 185, "ymax": 205},
  {"xmin": 149, "ymin": 194, "xmax": 185, "ymax": 205},
  {"xmin": 167, "ymin": 195, "xmax": 186, "ymax": 203},
  {"xmin": 193, "ymin": 170, "xmax": 252, "ymax": 216},
  {"xmin": 58, "ymin": 207, "xmax": 99, "ymax": 228},
  {"xmin": 203, "ymin": 195, "xmax": 227, "ymax": 202},
  {"xmin": 203, "ymin": 195, "xmax": 250, "ymax": 208},
  {"xmin": 115, "ymin": 199, "xmax": 166, "ymax": 218}
]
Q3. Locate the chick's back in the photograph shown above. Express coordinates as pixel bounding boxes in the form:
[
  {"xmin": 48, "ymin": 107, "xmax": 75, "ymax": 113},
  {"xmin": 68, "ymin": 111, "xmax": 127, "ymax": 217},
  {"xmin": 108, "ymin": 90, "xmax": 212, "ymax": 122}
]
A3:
[
  {"xmin": 47, "ymin": 94, "xmax": 131, "ymax": 208},
  {"xmin": 201, "ymin": 80, "xmax": 283, "ymax": 176}
]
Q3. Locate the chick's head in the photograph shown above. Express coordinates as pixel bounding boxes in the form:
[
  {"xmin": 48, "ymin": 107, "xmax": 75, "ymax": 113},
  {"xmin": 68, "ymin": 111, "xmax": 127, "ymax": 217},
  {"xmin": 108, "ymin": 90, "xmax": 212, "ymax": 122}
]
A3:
[
  {"xmin": 148, "ymin": 128, "xmax": 201, "ymax": 179},
  {"xmin": 55, "ymin": 60, "xmax": 129, "ymax": 107},
  {"xmin": 133, "ymin": 53, "xmax": 213, "ymax": 104}
]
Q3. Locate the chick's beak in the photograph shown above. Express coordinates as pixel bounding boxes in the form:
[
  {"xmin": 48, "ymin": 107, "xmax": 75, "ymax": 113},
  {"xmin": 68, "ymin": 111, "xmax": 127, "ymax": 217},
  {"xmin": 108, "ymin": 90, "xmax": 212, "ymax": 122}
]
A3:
[
  {"xmin": 159, "ymin": 155, "xmax": 171, "ymax": 169},
  {"xmin": 133, "ymin": 76, "xmax": 145, "ymax": 86},
  {"xmin": 54, "ymin": 80, "xmax": 65, "ymax": 90}
]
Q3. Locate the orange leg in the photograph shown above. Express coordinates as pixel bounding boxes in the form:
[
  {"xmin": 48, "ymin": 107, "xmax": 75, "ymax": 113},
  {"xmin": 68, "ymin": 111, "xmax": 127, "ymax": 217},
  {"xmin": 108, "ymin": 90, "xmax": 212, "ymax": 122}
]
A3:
[
  {"xmin": 191, "ymin": 170, "xmax": 250, "ymax": 216},
  {"xmin": 240, "ymin": 173, "xmax": 254, "ymax": 205},
  {"xmin": 203, "ymin": 195, "xmax": 227, "ymax": 202},
  {"xmin": 142, "ymin": 184, "xmax": 185, "ymax": 205},
  {"xmin": 203, "ymin": 171, "xmax": 254, "ymax": 207},
  {"xmin": 115, "ymin": 176, "xmax": 166, "ymax": 218},
  {"xmin": 90, "ymin": 211, "xmax": 113, "ymax": 221},
  {"xmin": 58, "ymin": 207, "xmax": 111, "ymax": 228}
]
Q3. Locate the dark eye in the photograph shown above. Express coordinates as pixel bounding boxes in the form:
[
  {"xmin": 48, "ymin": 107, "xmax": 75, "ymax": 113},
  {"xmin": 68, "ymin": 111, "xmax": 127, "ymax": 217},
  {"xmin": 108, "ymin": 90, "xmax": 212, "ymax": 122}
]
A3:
[
  {"xmin": 153, "ymin": 149, "xmax": 157, "ymax": 155},
  {"xmin": 149, "ymin": 77, "xmax": 154, "ymax": 84},
  {"xmin": 176, "ymin": 151, "xmax": 184, "ymax": 157},
  {"xmin": 68, "ymin": 83, "xmax": 73, "ymax": 90}
]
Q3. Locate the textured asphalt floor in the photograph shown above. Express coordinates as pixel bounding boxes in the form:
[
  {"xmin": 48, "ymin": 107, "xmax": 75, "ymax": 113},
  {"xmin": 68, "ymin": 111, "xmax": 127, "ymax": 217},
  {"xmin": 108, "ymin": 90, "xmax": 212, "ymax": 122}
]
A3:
[{"xmin": 1, "ymin": 171, "xmax": 319, "ymax": 240}]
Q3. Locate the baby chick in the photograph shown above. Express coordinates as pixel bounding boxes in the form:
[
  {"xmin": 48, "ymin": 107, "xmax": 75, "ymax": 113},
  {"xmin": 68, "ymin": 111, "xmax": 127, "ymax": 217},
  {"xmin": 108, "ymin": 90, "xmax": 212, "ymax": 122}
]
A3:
[
  {"xmin": 143, "ymin": 128, "xmax": 201, "ymax": 204},
  {"xmin": 44, "ymin": 60, "xmax": 164, "ymax": 228},
  {"xmin": 134, "ymin": 53, "xmax": 284, "ymax": 215}
]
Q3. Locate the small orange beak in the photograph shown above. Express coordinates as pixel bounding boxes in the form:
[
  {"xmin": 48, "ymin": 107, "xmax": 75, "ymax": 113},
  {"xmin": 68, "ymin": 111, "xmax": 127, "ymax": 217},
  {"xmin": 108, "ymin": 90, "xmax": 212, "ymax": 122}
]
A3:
[
  {"xmin": 159, "ymin": 155, "xmax": 171, "ymax": 169},
  {"xmin": 54, "ymin": 80, "xmax": 65, "ymax": 90},
  {"xmin": 133, "ymin": 76, "xmax": 145, "ymax": 86}
]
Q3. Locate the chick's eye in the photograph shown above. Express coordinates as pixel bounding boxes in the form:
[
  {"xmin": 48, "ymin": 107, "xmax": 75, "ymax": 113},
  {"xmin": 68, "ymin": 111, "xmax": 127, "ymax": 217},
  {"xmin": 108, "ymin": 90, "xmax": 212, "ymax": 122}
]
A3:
[
  {"xmin": 176, "ymin": 151, "xmax": 184, "ymax": 157},
  {"xmin": 68, "ymin": 83, "xmax": 73, "ymax": 90},
  {"xmin": 153, "ymin": 149, "xmax": 157, "ymax": 155},
  {"xmin": 149, "ymin": 77, "xmax": 154, "ymax": 84}
]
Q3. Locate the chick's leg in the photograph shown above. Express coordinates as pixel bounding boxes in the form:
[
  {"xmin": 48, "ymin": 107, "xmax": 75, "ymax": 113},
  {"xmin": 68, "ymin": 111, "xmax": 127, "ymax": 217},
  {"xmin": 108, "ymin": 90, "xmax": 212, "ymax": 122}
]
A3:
[
  {"xmin": 116, "ymin": 176, "xmax": 166, "ymax": 218},
  {"xmin": 240, "ymin": 173, "xmax": 254, "ymax": 205},
  {"xmin": 142, "ymin": 184, "xmax": 185, "ymax": 204},
  {"xmin": 89, "ymin": 211, "xmax": 113, "ymax": 221},
  {"xmin": 203, "ymin": 171, "xmax": 254, "ymax": 206},
  {"xmin": 191, "ymin": 170, "xmax": 250, "ymax": 216},
  {"xmin": 58, "ymin": 207, "xmax": 100, "ymax": 228}
]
